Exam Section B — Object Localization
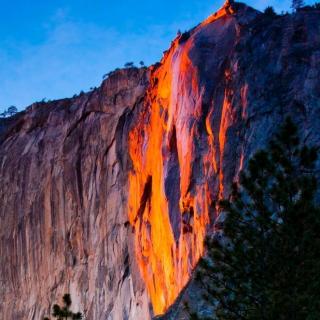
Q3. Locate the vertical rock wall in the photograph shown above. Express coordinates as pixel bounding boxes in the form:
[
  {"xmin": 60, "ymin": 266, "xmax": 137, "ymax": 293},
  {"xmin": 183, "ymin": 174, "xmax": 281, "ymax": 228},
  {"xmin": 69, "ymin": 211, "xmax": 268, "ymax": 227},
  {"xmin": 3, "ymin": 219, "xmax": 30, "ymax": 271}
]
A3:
[
  {"xmin": 1, "ymin": 3, "xmax": 320, "ymax": 319},
  {"xmin": 0, "ymin": 69, "xmax": 152, "ymax": 320},
  {"xmin": 128, "ymin": 4, "xmax": 258, "ymax": 315}
]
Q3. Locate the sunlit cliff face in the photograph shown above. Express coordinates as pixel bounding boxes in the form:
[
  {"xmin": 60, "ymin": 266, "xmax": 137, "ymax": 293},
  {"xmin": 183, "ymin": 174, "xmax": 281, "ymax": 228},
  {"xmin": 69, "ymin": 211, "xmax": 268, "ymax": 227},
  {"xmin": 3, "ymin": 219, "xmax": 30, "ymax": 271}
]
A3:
[
  {"xmin": 2, "ymin": 1, "xmax": 320, "ymax": 319},
  {"xmin": 128, "ymin": 3, "xmax": 249, "ymax": 315}
]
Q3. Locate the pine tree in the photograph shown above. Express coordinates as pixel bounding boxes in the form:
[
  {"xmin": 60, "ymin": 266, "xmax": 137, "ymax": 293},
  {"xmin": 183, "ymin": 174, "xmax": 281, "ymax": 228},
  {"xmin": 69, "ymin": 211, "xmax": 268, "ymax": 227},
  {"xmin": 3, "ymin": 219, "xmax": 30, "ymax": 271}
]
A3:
[
  {"xmin": 264, "ymin": 6, "xmax": 277, "ymax": 18},
  {"xmin": 191, "ymin": 118, "xmax": 320, "ymax": 319},
  {"xmin": 292, "ymin": 0, "xmax": 305, "ymax": 11},
  {"xmin": 7, "ymin": 106, "xmax": 17, "ymax": 116},
  {"xmin": 44, "ymin": 294, "xmax": 83, "ymax": 320}
]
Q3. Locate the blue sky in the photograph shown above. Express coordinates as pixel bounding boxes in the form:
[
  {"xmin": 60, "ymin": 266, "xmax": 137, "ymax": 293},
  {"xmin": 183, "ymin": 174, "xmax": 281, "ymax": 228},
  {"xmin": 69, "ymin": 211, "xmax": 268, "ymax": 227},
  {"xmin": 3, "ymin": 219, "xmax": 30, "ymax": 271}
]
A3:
[{"xmin": 0, "ymin": 0, "xmax": 314, "ymax": 110}]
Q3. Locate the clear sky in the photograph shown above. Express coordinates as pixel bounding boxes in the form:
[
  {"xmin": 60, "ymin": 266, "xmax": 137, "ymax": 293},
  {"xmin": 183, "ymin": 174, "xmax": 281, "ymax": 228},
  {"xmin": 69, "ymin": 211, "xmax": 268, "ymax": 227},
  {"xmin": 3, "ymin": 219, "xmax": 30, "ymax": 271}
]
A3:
[{"xmin": 0, "ymin": 0, "xmax": 314, "ymax": 111}]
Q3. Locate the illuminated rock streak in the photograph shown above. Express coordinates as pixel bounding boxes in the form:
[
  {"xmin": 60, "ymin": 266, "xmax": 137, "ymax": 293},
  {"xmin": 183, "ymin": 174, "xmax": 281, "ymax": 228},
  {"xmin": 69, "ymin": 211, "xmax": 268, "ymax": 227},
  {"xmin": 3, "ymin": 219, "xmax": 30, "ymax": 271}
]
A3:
[
  {"xmin": 128, "ymin": 4, "xmax": 242, "ymax": 314},
  {"xmin": 1, "ymin": 2, "xmax": 320, "ymax": 319}
]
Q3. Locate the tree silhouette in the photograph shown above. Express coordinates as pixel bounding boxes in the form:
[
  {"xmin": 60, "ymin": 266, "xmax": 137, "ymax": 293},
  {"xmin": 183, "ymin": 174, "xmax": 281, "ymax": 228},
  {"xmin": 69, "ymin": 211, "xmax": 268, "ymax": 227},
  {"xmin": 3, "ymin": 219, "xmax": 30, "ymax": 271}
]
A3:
[
  {"xmin": 264, "ymin": 6, "xmax": 277, "ymax": 17},
  {"xmin": 44, "ymin": 294, "xmax": 83, "ymax": 320},
  {"xmin": 0, "ymin": 106, "xmax": 18, "ymax": 118},
  {"xmin": 7, "ymin": 106, "xmax": 18, "ymax": 116},
  {"xmin": 292, "ymin": 0, "xmax": 305, "ymax": 11},
  {"xmin": 124, "ymin": 62, "xmax": 135, "ymax": 68},
  {"xmin": 191, "ymin": 118, "xmax": 320, "ymax": 319}
]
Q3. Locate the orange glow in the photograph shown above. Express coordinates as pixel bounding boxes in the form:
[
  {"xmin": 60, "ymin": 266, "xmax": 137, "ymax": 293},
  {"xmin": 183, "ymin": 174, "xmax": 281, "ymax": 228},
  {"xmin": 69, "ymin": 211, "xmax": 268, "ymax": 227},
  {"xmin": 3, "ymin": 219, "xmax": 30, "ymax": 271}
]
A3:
[
  {"xmin": 201, "ymin": 3, "xmax": 235, "ymax": 27},
  {"xmin": 128, "ymin": 2, "xmax": 236, "ymax": 315},
  {"xmin": 205, "ymin": 109, "xmax": 218, "ymax": 174},
  {"xmin": 219, "ymin": 93, "xmax": 230, "ymax": 197}
]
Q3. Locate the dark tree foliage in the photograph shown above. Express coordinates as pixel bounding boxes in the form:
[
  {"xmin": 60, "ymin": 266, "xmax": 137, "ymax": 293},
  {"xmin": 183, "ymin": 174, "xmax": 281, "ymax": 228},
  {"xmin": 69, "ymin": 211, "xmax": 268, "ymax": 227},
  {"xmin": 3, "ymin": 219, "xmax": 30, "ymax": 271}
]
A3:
[
  {"xmin": 44, "ymin": 294, "xmax": 83, "ymax": 320},
  {"xmin": 0, "ymin": 105, "xmax": 18, "ymax": 118},
  {"xmin": 124, "ymin": 62, "xmax": 135, "ymax": 68},
  {"xmin": 178, "ymin": 31, "xmax": 191, "ymax": 44},
  {"xmin": 191, "ymin": 119, "xmax": 320, "ymax": 319},
  {"xmin": 264, "ymin": 6, "xmax": 277, "ymax": 17},
  {"xmin": 314, "ymin": 2, "xmax": 320, "ymax": 9},
  {"xmin": 7, "ymin": 106, "xmax": 18, "ymax": 116},
  {"xmin": 292, "ymin": 0, "xmax": 305, "ymax": 11}
]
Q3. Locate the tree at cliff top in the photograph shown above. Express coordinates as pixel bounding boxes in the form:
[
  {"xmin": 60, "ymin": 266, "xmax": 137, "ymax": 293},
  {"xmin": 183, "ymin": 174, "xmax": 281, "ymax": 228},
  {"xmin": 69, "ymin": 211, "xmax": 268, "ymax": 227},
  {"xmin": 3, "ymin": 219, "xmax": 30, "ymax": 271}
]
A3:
[
  {"xmin": 190, "ymin": 118, "xmax": 320, "ymax": 319},
  {"xmin": 292, "ymin": 0, "xmax": 305, "ymax": 11},
  {"xmin": 264, "ymin": 6, "xmax": 277, "ymax": 18},
  {"xmin": 44, "ymin": 294, "xmax": 83, "ymax": 320},
  {"xmin": 0, "ymin": 106, "xmax": 18, "ymax": 118}
]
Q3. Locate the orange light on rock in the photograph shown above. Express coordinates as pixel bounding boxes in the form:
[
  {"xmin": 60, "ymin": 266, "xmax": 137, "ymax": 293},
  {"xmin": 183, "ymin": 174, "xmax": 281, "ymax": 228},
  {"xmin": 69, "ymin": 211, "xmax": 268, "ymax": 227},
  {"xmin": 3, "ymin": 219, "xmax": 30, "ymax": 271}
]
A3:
[{"xmin": 128, "ymin": 2, "xmax": 237, "ymax": 315}]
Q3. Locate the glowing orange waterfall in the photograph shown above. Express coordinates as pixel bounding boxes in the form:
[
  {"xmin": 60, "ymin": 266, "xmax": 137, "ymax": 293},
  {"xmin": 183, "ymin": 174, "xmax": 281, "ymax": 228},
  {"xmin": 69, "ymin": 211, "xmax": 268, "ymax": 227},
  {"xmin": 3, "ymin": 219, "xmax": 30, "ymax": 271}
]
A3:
[{"xmin": 128, "ymin": 3, "xmax": 240, "ymax": 315}]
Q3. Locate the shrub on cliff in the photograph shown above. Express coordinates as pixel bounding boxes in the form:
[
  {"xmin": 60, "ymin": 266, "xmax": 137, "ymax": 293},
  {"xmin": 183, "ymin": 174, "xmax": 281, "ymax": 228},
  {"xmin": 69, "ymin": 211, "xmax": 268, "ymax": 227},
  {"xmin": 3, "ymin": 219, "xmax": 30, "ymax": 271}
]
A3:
[
  {"xmin": 0, "ymin": 106, "xmax": 18, "ymax": 118},
  {"xmin": 264, "ymin": 6, "xmax": 277, "ymax": 17},
  {"xmin": 178, "ymin": 30, "xmax": 192, "ymax": 44},
  {"xmin": 44, "ymin": 293, "xmax": 83, "ymax": 320},
  {"xmin": 191, "ymin": 118, "xmax": 320, "ymax": 319},
  {"xmin": 292, "ymin": 0, "xmax": 305, "ymax": 11},
  {"xmin": 124, "ymin": 62, "xmax": 135, "ymax": 68}
]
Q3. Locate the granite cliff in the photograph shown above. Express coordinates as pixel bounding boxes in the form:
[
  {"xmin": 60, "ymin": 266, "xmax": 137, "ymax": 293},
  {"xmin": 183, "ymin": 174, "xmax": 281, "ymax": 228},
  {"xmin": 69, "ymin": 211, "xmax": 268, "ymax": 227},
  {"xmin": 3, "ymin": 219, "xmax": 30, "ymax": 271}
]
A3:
[
  {"xmin": 0, "ymin": 68, "xmax": 151, "ymax": 320},
  {"xmin": 0, "ymin": 1, "xmax": 320, "ymax": 319}
]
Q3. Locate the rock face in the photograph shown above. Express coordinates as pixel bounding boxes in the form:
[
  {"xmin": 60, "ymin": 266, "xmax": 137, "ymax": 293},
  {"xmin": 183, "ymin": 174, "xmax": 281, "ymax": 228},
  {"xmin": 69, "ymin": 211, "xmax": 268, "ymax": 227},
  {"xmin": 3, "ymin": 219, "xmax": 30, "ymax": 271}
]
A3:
[
  {"xmin": 0, "ymin": 68, "xmax": 152, "ymax": 320},
  {"xmin": 129, "ymin": 2, "xmax": 320, "ymax": 316},
  {"xmin": 152, "ymin": 3, "xmax": 320, "ymax": 318},
  {"xmin": 1, "ymin": 2, "xmax": 320, "ymax": 320}
]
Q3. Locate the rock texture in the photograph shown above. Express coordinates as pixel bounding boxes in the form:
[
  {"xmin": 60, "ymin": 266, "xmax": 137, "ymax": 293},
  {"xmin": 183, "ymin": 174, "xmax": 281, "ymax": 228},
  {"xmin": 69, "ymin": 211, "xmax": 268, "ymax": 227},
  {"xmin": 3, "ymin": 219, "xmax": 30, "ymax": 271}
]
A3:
[
  {"xmin": 1, "ymin": 2, "xmax": 320, "ymax": 320},
  {"xmin": 0, "ymin": 68, "xmax": 152, "ymax": 320},
  {"xmin": 129, "ymin": 2, "xmax": 320, "ymax": 316},
  {"xmin": 154, "ymin": 3, "xmax": 320, "ymax": 319}
]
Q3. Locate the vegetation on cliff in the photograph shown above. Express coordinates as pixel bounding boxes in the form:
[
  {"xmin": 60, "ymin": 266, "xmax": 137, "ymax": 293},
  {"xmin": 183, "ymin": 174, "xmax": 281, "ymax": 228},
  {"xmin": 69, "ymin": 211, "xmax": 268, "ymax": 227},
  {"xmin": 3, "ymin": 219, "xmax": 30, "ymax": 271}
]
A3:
[
  {"xmin": 191, "ymin": 119, "xmax": 320, "ymax": 319},
  {"xmin": 44, "ymin": 294, "xmax": 83, "ymax": 320}
]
